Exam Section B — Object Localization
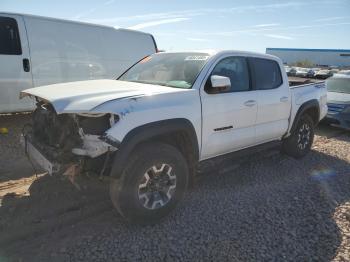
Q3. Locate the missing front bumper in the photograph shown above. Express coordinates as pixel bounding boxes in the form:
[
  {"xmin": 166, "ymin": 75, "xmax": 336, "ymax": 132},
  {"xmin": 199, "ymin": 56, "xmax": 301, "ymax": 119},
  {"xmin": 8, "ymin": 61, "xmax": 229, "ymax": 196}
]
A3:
[{"xmin": 21, "ymin": 136, "xmax": 60, "ymax": 175}]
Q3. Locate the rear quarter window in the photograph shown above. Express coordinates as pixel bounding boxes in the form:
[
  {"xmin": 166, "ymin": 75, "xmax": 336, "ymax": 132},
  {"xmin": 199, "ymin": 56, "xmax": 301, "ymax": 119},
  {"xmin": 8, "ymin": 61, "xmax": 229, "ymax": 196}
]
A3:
[
  {"xmin": 249, "ymin": 57, "xmax": 283, "ymax": 90},
  {"xmin": 0, "ymin": 16, "xmax": 22, "ymax": 55}
]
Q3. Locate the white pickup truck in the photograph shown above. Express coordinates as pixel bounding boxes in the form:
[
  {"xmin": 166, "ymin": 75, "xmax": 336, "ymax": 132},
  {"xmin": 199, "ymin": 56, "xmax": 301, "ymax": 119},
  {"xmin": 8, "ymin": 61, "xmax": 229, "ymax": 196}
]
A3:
[{"xmin": 21, "ymin": 50, "xmax": 327, "ymax": 224}]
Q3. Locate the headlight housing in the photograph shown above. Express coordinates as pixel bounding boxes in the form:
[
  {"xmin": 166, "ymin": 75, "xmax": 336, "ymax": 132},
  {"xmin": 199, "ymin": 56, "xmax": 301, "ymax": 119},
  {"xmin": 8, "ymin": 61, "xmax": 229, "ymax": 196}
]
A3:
[{"xmin": 76, "ymin": 113, "xmax": 119, "ymax": 135}]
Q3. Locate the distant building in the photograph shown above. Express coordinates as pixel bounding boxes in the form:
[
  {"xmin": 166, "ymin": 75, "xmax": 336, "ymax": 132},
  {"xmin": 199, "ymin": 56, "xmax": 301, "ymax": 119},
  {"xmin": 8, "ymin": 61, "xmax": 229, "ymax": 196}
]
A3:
[{"xmin": 266, "ymin": 48, "xmax": 350, "ymax": 67}]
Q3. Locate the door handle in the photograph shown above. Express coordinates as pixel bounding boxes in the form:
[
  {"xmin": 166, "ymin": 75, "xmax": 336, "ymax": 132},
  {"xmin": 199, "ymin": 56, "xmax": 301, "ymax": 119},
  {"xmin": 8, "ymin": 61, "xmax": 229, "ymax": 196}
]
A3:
[
  {"xmin": 244, "ymin": 100, "xmax": 257, "ymax": 107},
  {"xmin": 280, "ymin": 96, "xmax": 289, "ymax": 102},
  {"xmin": 23, "ymin": 58, "xmax": 30, "ymax": 72}
]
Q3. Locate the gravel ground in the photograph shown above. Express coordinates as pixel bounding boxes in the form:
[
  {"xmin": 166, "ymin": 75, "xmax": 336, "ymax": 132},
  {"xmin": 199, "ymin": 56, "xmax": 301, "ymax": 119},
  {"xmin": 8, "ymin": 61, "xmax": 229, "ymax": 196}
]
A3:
[{"xmin": 0, "ymin": 114, "xmax": 349, "ymax": 262}]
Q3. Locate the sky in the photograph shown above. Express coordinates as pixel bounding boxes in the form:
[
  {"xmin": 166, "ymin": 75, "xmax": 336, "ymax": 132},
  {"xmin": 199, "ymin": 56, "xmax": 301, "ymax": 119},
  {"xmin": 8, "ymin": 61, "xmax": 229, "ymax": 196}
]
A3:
[{"xmin": 1, "ymin": 0, "xmax": 350, "ymax": 52}]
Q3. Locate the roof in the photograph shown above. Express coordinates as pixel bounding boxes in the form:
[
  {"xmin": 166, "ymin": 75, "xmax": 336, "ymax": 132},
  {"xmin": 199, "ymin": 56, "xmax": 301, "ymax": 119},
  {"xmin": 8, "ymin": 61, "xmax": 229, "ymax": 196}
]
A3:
[
  {"xmin": 0, "ymin": 11, "xmax": 114, "ymax": 29},
  {"xmin": 158, "ymin": 50, "xmax": 279, "ymax": 60},
  {"xmin": 157, "ymin": 50, "xmax": 218, "ymax": 56},
  {"xmin": 0, "ymin": 12, "xmax": 150, "ymax": 36},
  {"xmin": 266, "ymin": 48, "xmax": 350, "ymax": 53}
]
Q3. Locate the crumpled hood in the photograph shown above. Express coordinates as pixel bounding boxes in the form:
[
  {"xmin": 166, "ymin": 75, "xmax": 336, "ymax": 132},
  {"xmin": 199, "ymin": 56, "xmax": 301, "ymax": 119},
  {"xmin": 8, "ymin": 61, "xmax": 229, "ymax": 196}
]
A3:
[
  {"xmin": 20, "ymin": 79, "xmax": 184, "ymax": 113},
  {"xmin": 327, "ymin": 91, "xmax": 350, "ymax": 104}
]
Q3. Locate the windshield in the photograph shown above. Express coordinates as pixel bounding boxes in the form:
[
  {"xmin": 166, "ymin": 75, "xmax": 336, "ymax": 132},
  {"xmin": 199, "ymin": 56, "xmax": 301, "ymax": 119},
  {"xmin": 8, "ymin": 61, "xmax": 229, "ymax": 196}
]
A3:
[
  {"xmin": 119, "ymin": 52, "xmax": 210, "ymax": 89},
  {"xmin": 327, "ymin": 78, "xmax": 350, "ymax": 94}
]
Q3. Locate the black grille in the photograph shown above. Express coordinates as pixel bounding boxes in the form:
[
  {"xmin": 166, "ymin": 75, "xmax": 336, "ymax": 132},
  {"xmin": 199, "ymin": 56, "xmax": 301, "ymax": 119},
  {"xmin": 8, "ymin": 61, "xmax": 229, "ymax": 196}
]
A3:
[
  {"xmin": 327, "ymin": 103, "xmax": 345, "ymax": 113},
  {"xmin": 32, "ymin": 103, "xmax": 81, "ymax": 150}
]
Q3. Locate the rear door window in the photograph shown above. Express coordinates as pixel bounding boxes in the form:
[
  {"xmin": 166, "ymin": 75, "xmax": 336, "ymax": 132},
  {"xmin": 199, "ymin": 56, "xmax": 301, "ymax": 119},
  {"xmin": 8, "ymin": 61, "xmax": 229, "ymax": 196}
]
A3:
[
  {"xmin": 0, "ymin": 17, "xmax": 22, "ymax": 55},
  {"xmin": 249, "ymin": 58, "xmax": 282, "ymax": 90}
]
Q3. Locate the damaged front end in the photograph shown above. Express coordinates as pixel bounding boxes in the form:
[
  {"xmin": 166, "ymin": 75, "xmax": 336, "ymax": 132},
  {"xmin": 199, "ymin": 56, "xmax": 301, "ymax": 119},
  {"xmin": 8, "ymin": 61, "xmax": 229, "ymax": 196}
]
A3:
[{"xmin": 23, "ymin": 101, "xmax": 118, "ymax": 178}]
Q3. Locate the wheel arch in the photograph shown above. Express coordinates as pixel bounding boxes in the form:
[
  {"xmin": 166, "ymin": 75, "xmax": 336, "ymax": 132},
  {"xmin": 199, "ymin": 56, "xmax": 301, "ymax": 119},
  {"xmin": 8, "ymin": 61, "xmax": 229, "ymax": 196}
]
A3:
[
  {"xmin": 109, "ymin": 118, "xmax": 199, "ymax": 179},
  {"xmin": 290, "ymin": 99, "xmax": 320, "ymax": 134}
]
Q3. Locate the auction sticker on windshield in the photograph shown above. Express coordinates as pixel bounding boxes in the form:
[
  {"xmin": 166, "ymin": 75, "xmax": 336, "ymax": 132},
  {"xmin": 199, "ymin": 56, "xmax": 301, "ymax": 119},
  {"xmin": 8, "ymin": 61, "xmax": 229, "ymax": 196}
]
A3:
[{"xmin": 184, "ymin": 56, "xmax": 209, "ymax": 61}]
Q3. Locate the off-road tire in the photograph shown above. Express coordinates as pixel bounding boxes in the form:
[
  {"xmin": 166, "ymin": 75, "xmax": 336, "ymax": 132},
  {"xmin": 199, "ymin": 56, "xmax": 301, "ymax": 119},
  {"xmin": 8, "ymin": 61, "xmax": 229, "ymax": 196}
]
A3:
[
  {"xmin": 110, "ymin": 142, "xmax": 188, "ymax": 224},
  {"xmin": 282, "ymin": 114, "xmax": 315, "ymax": 159}
]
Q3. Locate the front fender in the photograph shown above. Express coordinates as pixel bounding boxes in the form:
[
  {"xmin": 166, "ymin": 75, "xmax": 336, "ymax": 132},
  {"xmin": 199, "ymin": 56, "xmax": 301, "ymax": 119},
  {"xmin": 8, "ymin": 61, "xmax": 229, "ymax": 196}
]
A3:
[
  {"xmin": 92, "ymin": 90, "xmax": 202, "ymax": 146},
  {"xmin": 109, "ymin": 118, "xmax": 199, "ymax": 178}
]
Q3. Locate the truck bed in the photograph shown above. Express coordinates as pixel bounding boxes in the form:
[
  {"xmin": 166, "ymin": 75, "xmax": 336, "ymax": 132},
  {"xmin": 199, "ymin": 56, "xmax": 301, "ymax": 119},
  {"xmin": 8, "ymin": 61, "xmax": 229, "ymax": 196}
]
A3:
[
  {"xmin": 288, "ymin": 77, "xmax": 324, "ymax": 87},
  {"xmin": 288, "ymin": 76, "xmax": 324, "ymax": 87},
  {"xmin": 287, "ymin": 79, "xmax": 328, "ymax": 135}
]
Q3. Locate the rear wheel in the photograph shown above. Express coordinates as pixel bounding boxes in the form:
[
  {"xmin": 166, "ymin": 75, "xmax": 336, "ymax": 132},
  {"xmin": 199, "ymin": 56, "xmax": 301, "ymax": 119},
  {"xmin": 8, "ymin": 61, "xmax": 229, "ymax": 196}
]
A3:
[
  {"xmin": 110, "ymin": 142, "xmax": 188, "ymax": 224},
  {"xmin": 282, "ymin": 114, "xmax": 314, "ymax": 159}
]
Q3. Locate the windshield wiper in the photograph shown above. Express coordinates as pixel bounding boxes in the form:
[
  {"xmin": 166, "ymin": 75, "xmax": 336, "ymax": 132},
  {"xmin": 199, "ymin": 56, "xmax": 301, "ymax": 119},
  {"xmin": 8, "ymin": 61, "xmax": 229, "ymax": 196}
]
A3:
[
  {"xmin": 135, "ymin": 80, "xmax": 173, "ymax": 87},
  {"xmin": 128, "ymin": 80, "xmax": 150, "ymax": 84}
]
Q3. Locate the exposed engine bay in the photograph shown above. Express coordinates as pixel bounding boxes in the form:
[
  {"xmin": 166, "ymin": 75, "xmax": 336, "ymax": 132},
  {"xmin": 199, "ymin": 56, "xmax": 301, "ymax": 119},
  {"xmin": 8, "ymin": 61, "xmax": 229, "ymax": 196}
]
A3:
[{"xmin": 23, "ymin": 101, "xmax": 118, "ymax": 177}]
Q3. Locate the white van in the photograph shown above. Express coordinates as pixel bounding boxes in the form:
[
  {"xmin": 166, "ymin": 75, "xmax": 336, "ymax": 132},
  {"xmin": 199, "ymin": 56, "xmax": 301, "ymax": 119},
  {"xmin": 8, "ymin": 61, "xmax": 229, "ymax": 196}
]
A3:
[{"xmin": 0, "ymin": 12, "xmax": 158, "ymax": 113}]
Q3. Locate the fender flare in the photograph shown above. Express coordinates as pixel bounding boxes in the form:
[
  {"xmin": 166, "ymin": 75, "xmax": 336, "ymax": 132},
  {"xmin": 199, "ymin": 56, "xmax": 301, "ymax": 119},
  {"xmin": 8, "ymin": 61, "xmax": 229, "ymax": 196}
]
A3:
[
  {"xmin": 290, "ymin": 99, "xmax": 320, "ymax": 134},
  {"xmin": 109, "ymin": 118, "xmax": 199, "ymax": 178}
]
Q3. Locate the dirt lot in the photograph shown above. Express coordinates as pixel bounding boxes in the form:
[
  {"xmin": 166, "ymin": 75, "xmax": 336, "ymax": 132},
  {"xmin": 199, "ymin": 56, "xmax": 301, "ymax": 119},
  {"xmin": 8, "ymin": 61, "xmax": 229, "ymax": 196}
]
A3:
[{"xmin": 0, "ymin": 114, "xmax": 349, "ymax": 261}]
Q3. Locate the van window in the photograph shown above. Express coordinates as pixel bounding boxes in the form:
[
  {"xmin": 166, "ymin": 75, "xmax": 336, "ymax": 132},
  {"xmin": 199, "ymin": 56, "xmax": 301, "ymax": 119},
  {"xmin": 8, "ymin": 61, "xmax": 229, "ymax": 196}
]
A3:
[
  {"xmin": 249, "ymin": 58, "xmax": 282, "ymax": 90},
  {"xmin": 0, "ymin": 17, "xmax": 22, "ymax": 55}
]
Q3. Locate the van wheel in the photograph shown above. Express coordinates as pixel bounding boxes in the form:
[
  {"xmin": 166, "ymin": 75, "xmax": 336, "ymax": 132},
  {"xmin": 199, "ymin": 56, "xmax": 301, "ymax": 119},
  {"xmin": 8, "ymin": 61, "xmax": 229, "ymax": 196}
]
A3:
[
  {"xmin": 282, "ymin": 115, "xmax": 314, "ymax": 159},
  {"xmin": 110, "ymin": 142, "xmax": 188, "ymax": 224}
]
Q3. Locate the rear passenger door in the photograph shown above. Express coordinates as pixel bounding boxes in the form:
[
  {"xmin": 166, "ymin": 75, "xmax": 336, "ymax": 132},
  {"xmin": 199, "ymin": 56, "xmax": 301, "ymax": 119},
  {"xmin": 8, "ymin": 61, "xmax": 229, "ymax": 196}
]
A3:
[
  {"xmin": 248, "ymin": 57, "xmax": 291, "ymax": 143},
  {"xmin": 0, "ymin": 15, "xmax": 33, "ymax": 113},
  {"xmin": 200, "ymin": 56, "xmax": 258, "ymax": 160}
]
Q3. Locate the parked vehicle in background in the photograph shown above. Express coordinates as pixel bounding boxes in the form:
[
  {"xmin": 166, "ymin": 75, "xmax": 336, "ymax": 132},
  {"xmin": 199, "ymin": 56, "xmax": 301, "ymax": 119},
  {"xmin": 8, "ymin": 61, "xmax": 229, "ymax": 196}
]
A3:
[
  {"xmin": 287, "ymin": 67, "xmax": 297, "ymax": 76},
  {"xmin": 329, "ymin": 69, "xmax": 340, "ymax": 76},
  {"xmin": 337, "ymin": 70, "xmax": 350, "ymax": 76},
  {"xmin": 0, "ymin": 12, "xmax": 158, "ymax": 113},
  {"xmin": 284, "ymin": 65, "xmax": 291, "ymax": 74},
  {"xmin": 315, "ymin": 69, "xmax": 332, "ymax": 79},
  {"xmin": 324, "ymin": 74, "xmax": 350, "ymax": 129},
  {"xmin": 306, "ymin": 69, "xmax": 317, "ymax": 78},
  {"xmin": 295, "ymin": 68, "xmax": 309, "ymax": 78},
  {"xmin": 21, "ymin": 50, "xmax": 327, "ymax": 224}
]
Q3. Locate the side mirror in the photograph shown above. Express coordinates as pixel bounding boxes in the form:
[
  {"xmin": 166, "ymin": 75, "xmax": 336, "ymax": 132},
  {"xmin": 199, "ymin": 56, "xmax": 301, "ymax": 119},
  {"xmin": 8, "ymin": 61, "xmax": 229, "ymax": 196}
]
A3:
[{"xmin": 210, "ymin": 75, "xmax": 231, "ymax": 92}]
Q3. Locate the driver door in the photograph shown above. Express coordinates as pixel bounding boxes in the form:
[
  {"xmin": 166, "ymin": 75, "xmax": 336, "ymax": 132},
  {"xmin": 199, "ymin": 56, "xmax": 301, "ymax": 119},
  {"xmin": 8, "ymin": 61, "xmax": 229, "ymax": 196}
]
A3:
[{"xmin": 200, "ymin": 56, "xmax": 258, "ymax": 160}]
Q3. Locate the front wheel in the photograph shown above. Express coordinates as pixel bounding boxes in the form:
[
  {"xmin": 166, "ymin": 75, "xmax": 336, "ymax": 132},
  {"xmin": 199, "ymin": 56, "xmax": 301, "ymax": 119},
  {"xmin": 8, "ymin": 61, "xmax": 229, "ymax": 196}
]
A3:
[
  {"xmin": 110, "ymin": 142, "xmax": 188, "ymax": 224},
  {"xmin": 282, "ymin": 115, "xmax": 315, "ymax": 159}
]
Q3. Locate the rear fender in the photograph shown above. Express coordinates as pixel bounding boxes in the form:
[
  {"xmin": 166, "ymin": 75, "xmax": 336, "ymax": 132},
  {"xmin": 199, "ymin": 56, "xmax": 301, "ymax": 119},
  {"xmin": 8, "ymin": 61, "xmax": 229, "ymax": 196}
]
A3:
[{"xmin": 289, "ymin": 99, "xmax": 320, "ymax": 134}]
